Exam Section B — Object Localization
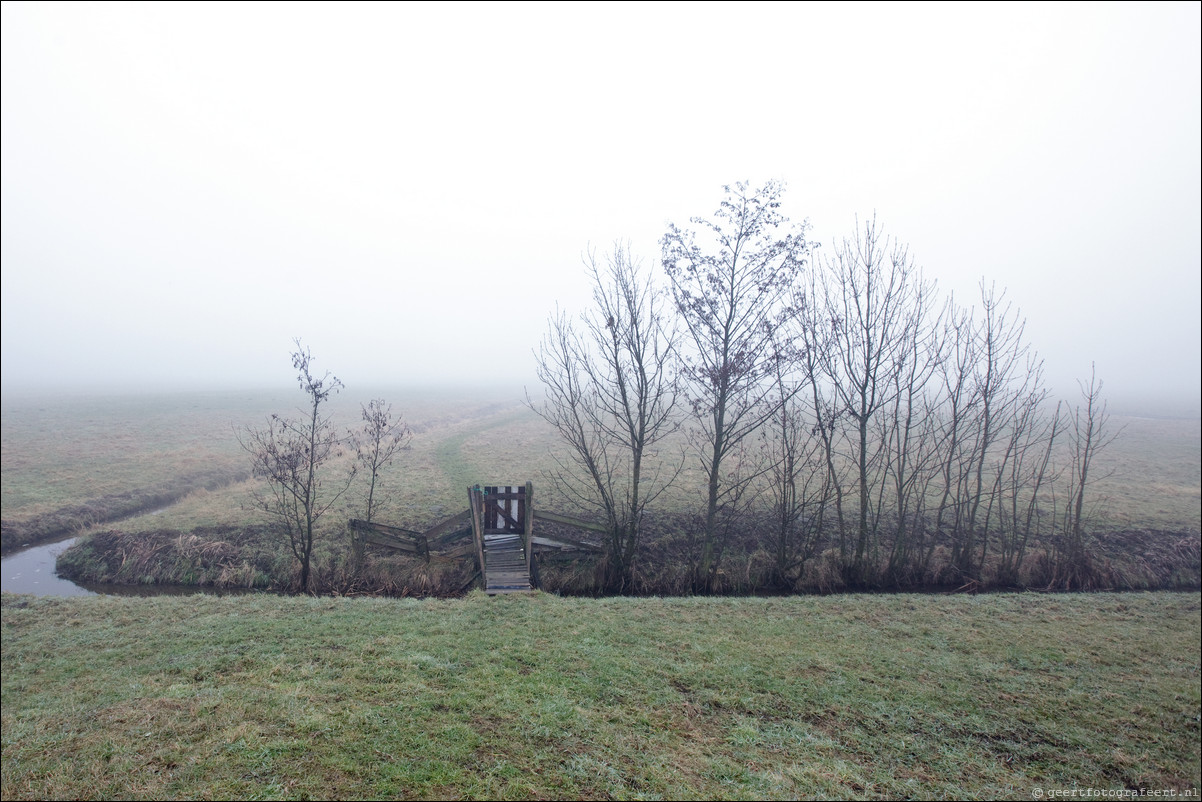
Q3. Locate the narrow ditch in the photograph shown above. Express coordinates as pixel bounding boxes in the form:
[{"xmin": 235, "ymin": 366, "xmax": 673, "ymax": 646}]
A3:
[{"xmin": 0, "ymin": 468, "xmax": 248, "ymax": 556}]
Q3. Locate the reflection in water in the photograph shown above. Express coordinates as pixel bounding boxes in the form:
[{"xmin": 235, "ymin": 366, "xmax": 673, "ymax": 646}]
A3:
[{"xmin": 0, "ymin": 538, "xmax": 95, "ymax": 596}]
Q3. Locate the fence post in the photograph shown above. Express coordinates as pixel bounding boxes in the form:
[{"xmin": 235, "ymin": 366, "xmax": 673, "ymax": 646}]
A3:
[
  {"xmin": 467, "ymin": 485, "xmax": 486, "ymax": 590},
  {"xmin": 524, "ymin": 480, "xmax": 535, "ymax": 587}
]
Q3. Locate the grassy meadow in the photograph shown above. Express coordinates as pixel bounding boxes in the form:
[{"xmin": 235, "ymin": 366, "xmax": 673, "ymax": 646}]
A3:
[
  {"xmin": 2, "ymin": 591, "xmax": 1199, "ymax": 800},
  {"xmin": 2, "ymin": 385, "xmax": 1200, "ymax": 593},
  {"xmin": 0, "ymin": 387, "xmax": 526, "ymax": 551}
]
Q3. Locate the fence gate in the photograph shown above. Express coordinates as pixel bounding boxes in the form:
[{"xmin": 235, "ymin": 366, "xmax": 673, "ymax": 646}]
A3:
[
  {"xmin": 482, "ymin": 485, "xmax": 527, "ymax": 534},
  {"xmin": 468, "ymin": 483, "xmax": 535, "ymax": 594}
]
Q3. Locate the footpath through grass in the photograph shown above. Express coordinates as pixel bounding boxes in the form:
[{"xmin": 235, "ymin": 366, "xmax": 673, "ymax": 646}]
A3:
[{"xmin": 2, "ymin": 591, "xmax": 1199, "ymax": 801}]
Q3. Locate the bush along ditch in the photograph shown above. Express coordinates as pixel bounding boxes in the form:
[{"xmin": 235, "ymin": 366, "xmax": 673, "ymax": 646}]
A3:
[
  {"xmin": 55, "ymin": 527, "xmax": 277, "ymax": 590},
  {"xmin": 53, "ymin": 511, "xmax": 1202, "ymax": 598}
]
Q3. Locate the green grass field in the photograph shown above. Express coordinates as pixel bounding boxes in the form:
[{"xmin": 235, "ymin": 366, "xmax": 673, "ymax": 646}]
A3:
[{"xmin": 2, "ymin": 591, "xmax": 1199, "ymax": 800}]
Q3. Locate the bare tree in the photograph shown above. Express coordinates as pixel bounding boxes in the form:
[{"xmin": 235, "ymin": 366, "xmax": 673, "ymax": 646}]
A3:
[
  {"xmin": 924, "ymin": 299, "xmax": 978, "ymax": 577},
  {"xmin": 241, "ymin": 340, "xmax": 355, "ymax": 592},
  {"xmin": 759, "ymin": 354, "xmax": 832, "ymax": 588},
  {"xmin": 810, "ymin": 215, "xmax": 936, "ymax": 584},
  {"xmin": 530, "ymin": 243, "xmax": 679, "ymax": 591},
  {"xmin": 353, "ymin": 399, "xmax": 411, "ymax": 523},
  {"xmin": 662, "ymin": 181, "xmax": 810, "ymax": 590},
  {"xmin": 995, "ymin": 393, "xmax": 1062, "ymax": 585},
  {"xmin": 950, "ymin": 283, "xmax": 1034, "ymax": 581},
  {"xmin": 1054, "ymin": 364, "xmax": 1120, "ymax": 588},
  {"xmin": 878, "ymin": 266, "xmax": 944, "ymax": 585},
  {"xmin": 797, "ymin": 271, "xmax": 851, "ymax": 569}
]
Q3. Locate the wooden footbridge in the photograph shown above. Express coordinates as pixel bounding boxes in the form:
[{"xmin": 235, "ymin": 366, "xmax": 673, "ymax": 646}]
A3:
[{"xmin": 349, "ymin": 482, "xmax": 604, "ymax": 594}]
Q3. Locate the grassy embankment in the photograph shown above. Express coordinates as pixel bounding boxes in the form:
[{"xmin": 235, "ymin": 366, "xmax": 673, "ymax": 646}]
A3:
[{"xmin": 2, "ymin": 591, "xmax": 1199, "ymax": 800}]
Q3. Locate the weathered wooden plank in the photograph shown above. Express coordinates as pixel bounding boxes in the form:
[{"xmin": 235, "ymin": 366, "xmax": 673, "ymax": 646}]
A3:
[
  {"xmin": 430, "ymin": 527, "xmax": 472, "ymax": 547},
  {"xmin": 529, "ymin": 531, "xmax": 603, "ymax": 552},
  {"xmin": 535, "ymin": 510, "xmax": 609, "ymax": 534},
  {"xmin": 349, "ymin": 519, "xmax": 428, "ymax": 556},
  {"xmin": 535, "ymin": 549, "xmax": 598, "ymax": 561},
  {"xmin": 349, "ymin": 518, "xmax": 424, "ymax": 538},
  {"xmin": 524, "ymin": 480, "xmax": 535, "ymax": 587},
  {"xmin": 483, "ymin": 485, "xmax": 526, "ymax": 499},
  {"xmin": 358, "ymin": 531, "xmax": 422, "ymax": 553},
  {"xmin": 422, "ymin": 509, "xmax": 472, "ymax": 542},
  {"xmin": 468, "ymin": 486, "xmax": 487, "ymax": 588}
]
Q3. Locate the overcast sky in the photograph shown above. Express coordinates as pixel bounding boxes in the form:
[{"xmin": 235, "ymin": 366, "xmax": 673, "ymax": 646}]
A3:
[{"xmin": 2, "ymin": 2, "xmax": 1199, "ymax": 409}]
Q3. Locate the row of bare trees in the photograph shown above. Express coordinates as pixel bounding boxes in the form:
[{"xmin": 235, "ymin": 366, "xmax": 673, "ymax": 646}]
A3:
[{"xmin": 534, "ymin": 182, "xmax": 1116, "ymax": 592}]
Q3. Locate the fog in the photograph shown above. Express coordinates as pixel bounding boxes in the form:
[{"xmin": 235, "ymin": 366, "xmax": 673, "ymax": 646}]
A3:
[{"xmin": 2, "ymin": 3, "xmax": 1199, "ymax": 414}]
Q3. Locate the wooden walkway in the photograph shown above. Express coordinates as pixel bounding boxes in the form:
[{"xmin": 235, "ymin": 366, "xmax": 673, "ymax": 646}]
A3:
[{"xmin": 483, "ymin": 532, "xmax": 531, "ymax": 594}]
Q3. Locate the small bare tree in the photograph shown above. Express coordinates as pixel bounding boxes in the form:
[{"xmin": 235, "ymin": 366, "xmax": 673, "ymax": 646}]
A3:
[
  {"xmin": 241, "ymin": 340, "xmax": 355, "ymax": 592},
  {"xmin": 759, "ymin": 354, "xmax": 832, "ymax": 588},
  {"xmin": 995, "ymin": 394, "xmax": 1062, "ymax": 586},
  {"xmin": 353, "ymin": 399, "xmax": 411, "ymax": 524},
  {"xmin": 662, "ymin": 181, "xmax": 810, "ymax": 590},
  {"xmin": 1055, "ymin": 364, "xmax": 1120, "ymax": 588},
  {"xmin": 530, "ymin": 243, "xmax": 679, "ymax": 592}
]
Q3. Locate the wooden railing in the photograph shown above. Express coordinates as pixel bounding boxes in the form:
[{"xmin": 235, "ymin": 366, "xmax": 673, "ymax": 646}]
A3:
[{"xmin": 349, "ymin": 482, "xmax": 604, "ymax": 593}]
